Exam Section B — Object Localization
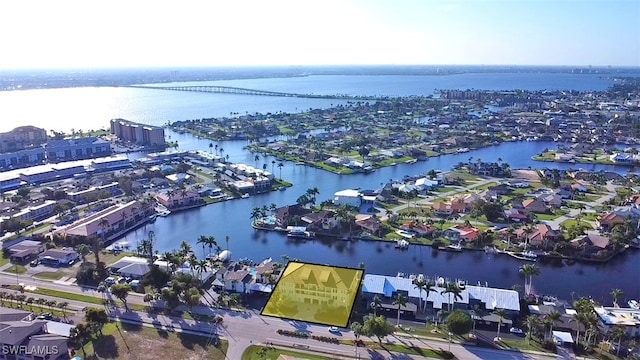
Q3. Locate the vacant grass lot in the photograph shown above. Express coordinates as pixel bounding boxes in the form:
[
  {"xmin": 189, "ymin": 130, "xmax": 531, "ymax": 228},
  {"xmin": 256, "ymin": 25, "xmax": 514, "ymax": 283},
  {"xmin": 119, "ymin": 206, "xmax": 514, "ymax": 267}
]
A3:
[
  {"xmin": 78, "ymin": 322, "xmax": 228, "ymax": 360},
  {"xmin": 242, "ymin": 345, "xmax": 330, "ymax": 360},
  {"xmin": 33, "ymin": 271, "xmax": 64, "ymax": 280}
]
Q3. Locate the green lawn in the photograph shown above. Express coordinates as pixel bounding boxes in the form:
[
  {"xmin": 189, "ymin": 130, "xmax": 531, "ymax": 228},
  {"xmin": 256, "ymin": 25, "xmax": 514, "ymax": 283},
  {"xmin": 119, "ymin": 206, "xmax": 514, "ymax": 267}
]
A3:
[
  {"xmin": 435, "ymin": 187, "xmax": 457, "ymax": 193},
  {"xmin": 242, "ymin": 345, "xmax": 331, "ymax": 360},
  {"xmin": 499, "ymin": 338, "xmax": 553, "ymax": 353},
  {"xmin": 33, "ymin": 271, "xmax": 64, "ymax": 280},
  {"xmin": 1, "ymin": 300, "xmax": 72, "ymax": 318},
  {"xmin": 535, "ymin": 209, "xmax": 569, "ymax": 221},
  {"xmin": 0, "ymin": 253, "xmax": 10, "ymax": 267},
  {"xmin": 473, "ymin": 182, "xmax": 498, "ymax": 191},
  {"xmin": 78, "ymin": 322, "xmax": 228, "ymax": 360},
  {"xmin": 19, "ymin": 286, "xmax": 146, "ymax": 311},
  {"xmin": 6, "ymin": 265, "xmax": 27, "ymax": 275},
  {"xmin": 310, "ymin": 161, "xmax": 354, "ymax": 174}
]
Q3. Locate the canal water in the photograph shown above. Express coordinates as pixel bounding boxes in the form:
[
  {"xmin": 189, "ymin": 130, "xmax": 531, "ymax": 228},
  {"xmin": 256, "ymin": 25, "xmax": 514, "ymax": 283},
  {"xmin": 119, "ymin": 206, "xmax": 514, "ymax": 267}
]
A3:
[
  {"xmin": 1, "ymin": 72, "xmax": 638, "ymax": 303},
  {"xmin": 121, "ymin": 135, "xmax": 640, "ymax": 304}
]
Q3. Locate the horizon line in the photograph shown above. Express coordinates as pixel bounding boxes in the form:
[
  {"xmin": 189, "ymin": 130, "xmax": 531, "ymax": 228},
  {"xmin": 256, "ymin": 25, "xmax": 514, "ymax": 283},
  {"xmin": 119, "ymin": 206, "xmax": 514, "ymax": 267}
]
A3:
[{"xmin": 2, "ymin": 64, "xmax": 640, "ymax": 71}]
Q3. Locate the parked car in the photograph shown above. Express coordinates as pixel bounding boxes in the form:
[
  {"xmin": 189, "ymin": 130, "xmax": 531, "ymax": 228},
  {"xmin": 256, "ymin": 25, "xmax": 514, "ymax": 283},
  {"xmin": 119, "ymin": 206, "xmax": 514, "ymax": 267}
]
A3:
[
  {"xmin": 30, "ymin": 259, "xmax": 39, "ymax": 267},
  {"xmin": 510, "ymin": 327, "xmax": 524, "ymax": 336},
  {"xmin": 105, "ymin": 277, "xmax": 116, "ymax": 286},
  {"xmin": 328, "ymin": 326, "xmax": 340, "ymax": 334}
]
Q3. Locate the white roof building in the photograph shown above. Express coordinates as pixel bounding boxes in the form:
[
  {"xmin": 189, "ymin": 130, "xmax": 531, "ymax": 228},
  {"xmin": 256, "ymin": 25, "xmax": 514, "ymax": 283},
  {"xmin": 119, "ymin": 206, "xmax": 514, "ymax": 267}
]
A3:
[{"xmin": 361, "ymin": 274, "xmax": 520, "ymax": 311}]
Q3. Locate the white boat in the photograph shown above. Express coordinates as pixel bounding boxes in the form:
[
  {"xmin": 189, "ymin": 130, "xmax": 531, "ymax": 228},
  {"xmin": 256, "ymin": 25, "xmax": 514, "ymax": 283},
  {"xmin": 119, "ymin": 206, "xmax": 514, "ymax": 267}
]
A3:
[
  {"xmin": 395, "ymin": 239, "xmax": 410, "ymax": 249},
  {"xmin": 442, "ymin": 243, "xmax": 463, "ymax": 252},
  {"xmin": 207, "ymin": 250, "xmax": 232, "ymax": 262},
  {"xmin": 286, "ymin": 226, "xmax": 315, "ymax": 240},
  {"xmin": 629, "ymin": 300, "xmax": 639, "ymax": 309},
  {"xmin": 157, "ymin": 209, "xmax": 171, "ymax": 217},
  {"xmin": 508, "ymin": 251, "xmax": 537, "ymax": 261},
  {"xmin": 241, "ymin": 193, "xmax": 250, "ymax": 199}
]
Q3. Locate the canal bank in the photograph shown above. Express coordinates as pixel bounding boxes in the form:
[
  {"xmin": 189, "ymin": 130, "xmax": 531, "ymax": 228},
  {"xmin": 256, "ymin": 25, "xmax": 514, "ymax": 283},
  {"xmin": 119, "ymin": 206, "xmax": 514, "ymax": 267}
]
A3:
[{"xmin": 118, "ymin": 137, "xmax": 640, "ymax": 304}]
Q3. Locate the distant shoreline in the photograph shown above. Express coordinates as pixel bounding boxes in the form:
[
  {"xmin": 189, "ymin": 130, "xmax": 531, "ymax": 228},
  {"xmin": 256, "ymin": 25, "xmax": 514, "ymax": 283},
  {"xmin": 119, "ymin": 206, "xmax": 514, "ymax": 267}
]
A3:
[{"xmin": 2, "ymin": 65, "xmax": 637, "ymax": 92}]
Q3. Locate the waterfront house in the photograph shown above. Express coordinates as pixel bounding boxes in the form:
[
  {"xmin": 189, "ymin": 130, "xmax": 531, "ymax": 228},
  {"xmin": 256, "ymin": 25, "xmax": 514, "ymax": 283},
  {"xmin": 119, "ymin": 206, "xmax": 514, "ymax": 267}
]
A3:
[
  {"xmin": 302, "ymin": 210, "xmax": 338, "ymax": 231},
  {"xmin": 594, "ymin": 306, "xmax": 640, "ymax": 338},
  {"xmin": 443, "ymin": 225, "xmax": 480, "ymax": 243},
  {"xmin": 400, "ymin": 222, "xmax": 436, "ymax": 238},
  {"xmin": 610, "ymin": 153, "xmax": 635, "ymax": 164},
  {"xmin": 597, "ymin": 212, "xmax": 626, "ymax": 231},
  {"xmin": 274, "ymin": 204, "xmax": 311, "ymax": 227},
  {"xmin": 333, "ymin": 189, "xmax": 361, "ymax": 207},
  {"xmin": 570, "ymin": 232, "xmax": 610, "ymax": 253},
  {"xmin": 355, "ymin": 215, "xmax": 382, "ymax": 236},
  {"xmin": 516, "ymin": 224, "xmax": 561, "ymax": 248}
]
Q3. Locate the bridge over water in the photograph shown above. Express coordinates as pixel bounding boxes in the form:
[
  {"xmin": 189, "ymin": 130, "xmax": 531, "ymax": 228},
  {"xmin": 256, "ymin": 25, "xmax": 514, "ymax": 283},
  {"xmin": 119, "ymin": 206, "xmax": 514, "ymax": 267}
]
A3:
[{"xmin": 126, "ymin": 85, "xmax": 386, "ymax": 101}]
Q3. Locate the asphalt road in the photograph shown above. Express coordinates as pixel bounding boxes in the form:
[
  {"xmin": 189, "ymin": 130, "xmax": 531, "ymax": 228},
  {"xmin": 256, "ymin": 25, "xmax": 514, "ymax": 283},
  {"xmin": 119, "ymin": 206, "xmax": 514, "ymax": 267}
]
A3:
[{"xmin": 1, "ymin": 270, "xmax": 559, "ymax": 360}]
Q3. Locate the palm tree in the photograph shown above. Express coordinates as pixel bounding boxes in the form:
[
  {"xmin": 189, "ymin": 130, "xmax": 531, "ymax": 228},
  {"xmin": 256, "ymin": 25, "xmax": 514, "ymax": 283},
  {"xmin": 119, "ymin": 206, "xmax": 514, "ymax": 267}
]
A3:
[
  {"xmin": 525, "ymin": 315, "xmax": 541, "ymax": 345},
  {"xmin": 545, "ymin": 310, "xmax": 561, "ymax": 341},
  {"xmin": 209, "ymin": 236, "xmax": 219, "ymax": 255},
  {"xmin": 196, "ymin": 235, "xmax": 209, "ymax": 258},
  {"xmin": 610, "ymin": 288, "xmax": 623, "ymax": 307},
  {"xmin": 58, "ymin": 301, "xmax": 69, "ymax": 320},
  {"xmin": 608, "ymin": 325, "xmax": 627, "ymax": 356},
  {"xmin": 250, "ymin": 207, "xmax": 262, "ymax": 223},
  {"xmin": 519, "ymin": 263, "xmax": 540, "ymax": 296},
  {"xmin": 179, "ymin": 240, "xmax": 192, "ymax": 257},
  {"xmin": 393, "ymin": 293, "xmax": 408, "ymax": 326},
  {"xmin": 440, "ymin": 282, "xmax": 463, "ymax": 312},
  {"xmin": 494, "ymin": 308, "xmax": 508, "ymax": 340},
  {"xmin": 417, "ymin": 280, "xmax": 434, "ymax": 313},
  {"xmin": 25, "ymin": 297, "xmax": 34, "ymax": 311},
  {"xmin": 371, "ymin": 295, "xmax": 382, "ymax": 317},
  {"xmin": 471, "ymin": 305, "xmax": 485, "ymax": 332},
  {"xmin": 277, "ymin": 162, "xmax": 284, "ymax": 179},
  {"xmin": 412, "ymin": 278, "xmax": 427, "ymax": 313}
]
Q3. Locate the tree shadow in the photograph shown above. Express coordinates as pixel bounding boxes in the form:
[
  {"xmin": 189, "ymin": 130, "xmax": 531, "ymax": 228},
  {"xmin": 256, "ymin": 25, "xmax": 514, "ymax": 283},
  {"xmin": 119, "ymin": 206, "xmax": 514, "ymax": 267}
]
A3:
[{"xmin": 89, "ymin": 334, "xmax": 119, "ymax": 359}]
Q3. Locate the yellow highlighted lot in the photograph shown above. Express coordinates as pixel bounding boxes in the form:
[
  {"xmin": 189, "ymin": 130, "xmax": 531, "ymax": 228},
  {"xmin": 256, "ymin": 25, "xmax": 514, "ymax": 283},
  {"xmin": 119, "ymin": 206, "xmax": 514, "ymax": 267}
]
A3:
[{"xmin": 262, "ymin": 262, "xmax": 363, "ymax": 327}]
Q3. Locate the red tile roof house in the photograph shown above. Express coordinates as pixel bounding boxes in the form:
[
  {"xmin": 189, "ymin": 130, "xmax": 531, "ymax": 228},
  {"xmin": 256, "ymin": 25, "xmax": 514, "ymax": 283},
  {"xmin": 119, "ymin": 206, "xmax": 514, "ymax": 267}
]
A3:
[
  {"xmin": 597, "ymin": 212, "xmax": 626, "ymax": 232},
  {"xmin": 521, "ymin": 199, "xmax": 549, "ymax": 214},
  {"xmin": 571, "ymin": 233, "xmax": 611, "ymax": 254},
  {"xmin": 516, "ymin": 224, "xmax": 561, "ymax": 249},
  {"xmin": 355, "ymin": 216, "xmax": 382, "ymax": 235},
  {"xmin": 504, "ymin": 208, "xmax": 528, "ymax": 222},
  {"xmin": 432, "ymin": 199, "xmax": 466, "ymax": 215},
  {"xmin": 443, "ymin": 225, "xmax": 481, "ymax": 243},
  {"xmin": 399, "ymin": 222, "xmax": 436, "ymax": 237}
]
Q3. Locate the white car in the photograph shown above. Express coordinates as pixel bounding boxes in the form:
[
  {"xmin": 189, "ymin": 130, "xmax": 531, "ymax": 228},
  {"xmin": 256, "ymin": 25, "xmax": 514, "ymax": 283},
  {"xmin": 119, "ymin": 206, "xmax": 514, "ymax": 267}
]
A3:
[
  {"xmin": 510, "ymin": 327, "xmax": 524, "ymax": 335},
  {"xmin": 328, "ymin": 326, "xmax": 340, "ymax": 333}
]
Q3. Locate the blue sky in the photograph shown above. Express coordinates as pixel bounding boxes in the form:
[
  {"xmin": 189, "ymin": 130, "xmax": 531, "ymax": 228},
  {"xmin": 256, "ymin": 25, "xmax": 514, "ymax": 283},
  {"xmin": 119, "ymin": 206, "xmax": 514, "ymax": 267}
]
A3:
[{"xmin": 1, "ymin": 0, "xmax": 638, "ymax": 68}]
